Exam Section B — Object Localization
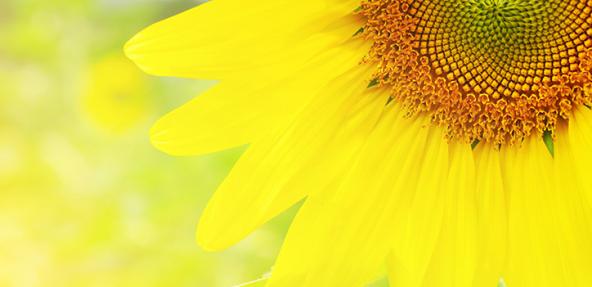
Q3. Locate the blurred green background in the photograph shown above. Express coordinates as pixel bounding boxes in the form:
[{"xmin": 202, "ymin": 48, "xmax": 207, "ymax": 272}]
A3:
[{"xmin": 0, "ymin": 0, "xmax": 296, "ymax": 286}]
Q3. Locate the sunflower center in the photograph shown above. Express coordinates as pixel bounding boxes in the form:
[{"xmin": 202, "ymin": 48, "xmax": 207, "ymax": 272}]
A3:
[
  {"xmin": 359, "ymin": 0, "xmax": 592, "ymax": 144},
  {"xmin": 466, "ymin": 1, "xmax": 544, "ymax": 53}
]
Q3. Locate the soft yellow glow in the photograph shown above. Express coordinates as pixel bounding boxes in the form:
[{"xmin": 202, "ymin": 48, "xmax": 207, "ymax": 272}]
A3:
[{"xmin": 83, "ymin": 54, "xmax": 151, "ymax": 134}]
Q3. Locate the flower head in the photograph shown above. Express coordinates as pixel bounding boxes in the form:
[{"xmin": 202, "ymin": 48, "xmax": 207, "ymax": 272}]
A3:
[
  {"xmin": 360, "ymin": 0, "xmax": 592, "ymax": 144},
  {"xmin": 126, "ymin": 1, "xmax": 592, "ymax": 286}
]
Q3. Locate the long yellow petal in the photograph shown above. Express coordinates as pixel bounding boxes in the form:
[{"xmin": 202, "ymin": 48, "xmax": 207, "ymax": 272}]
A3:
[
  {"xmin": 151, "ymin": 40, "xmax": 370, "ymax": 156},
  {"xmin": 551, "ymin": 122, "xmax": 592, "ymax": 286},
  {"xmin": 267, "ymin": 106, "xmax": 433, "ymax": 287},
  {"xmin": 419, "ymin": 143, "xmax": 478, "ymax": 287},
  {"xmin": 125, "ymin": 0, "xmax": 360, "ymax": 79},
  {"xmin": 196, "ymin": 65, "xmax": 386, "ymax": 251},
  {"xmin": 472, "ymin": 144, "xmax": 507, "ymax": 287},
  {"xmin": 502, "ymin": 136, "xmax": 581, "ymax": 287},
  {"xmin": 387, "ymin": 128, "xmax": 449, "ymax": 287},
  {"xmin": 568, "ymin": 106, "xmax": 592, "ymax": 199}
]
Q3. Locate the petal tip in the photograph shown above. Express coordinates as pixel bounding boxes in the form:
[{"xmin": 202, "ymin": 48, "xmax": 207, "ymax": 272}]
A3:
[
  {"xmin": 123, "ymin": 32, "xmax": 143, "ymax": 63},
  {"xmin": 123, "ymin": 30, "xmax": 164, "ymax": 76},
  {"xmin": 195, "ymin": 221, "xmax": 228, "ymax": 252},
  {"xmin": 149, "ymin": 120, "xmax": 180, "ymax": 156}
]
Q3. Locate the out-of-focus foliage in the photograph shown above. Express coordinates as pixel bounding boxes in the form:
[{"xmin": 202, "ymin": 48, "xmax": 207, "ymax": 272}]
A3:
[{"xmin": 0, "ymin": 1, "xmax": 294, "ymax": 286}]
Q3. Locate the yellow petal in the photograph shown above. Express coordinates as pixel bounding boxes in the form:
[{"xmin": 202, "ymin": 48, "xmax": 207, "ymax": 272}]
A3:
[
  {"xmin": 472, "ymin": 144, "xmax": 507, "ymax": 287},
  {"xmin": 568, "ymin": 106, "xmax": 592, "ymax": 199},
  {"xmin": 151, "ymin": 39, "xmax": 370, "ymax": 156},
  {"xmin": 125, "ymin": 0, "xmax": 360, "ymax": 79},
  {"xmin": 550, "ymin": 122, "xmax": 592, "ymax": 286},
  {"xmin": 387, "ymin": 128, "xmax": 449, "ymax": 287},
  {"xmin": 419, "ymin": 143, "xmax": 478, "ymax": 287},
  {"xmin": 196, "ymin": 65, "xmax": 385, "ymax": 251},
  {"xmin": 501, "ymin": 135, "xmax": 587, "ymax": 286},
  {"xmin": 267, "ymin": 106, "xmax": 433, "ymax": 287}
]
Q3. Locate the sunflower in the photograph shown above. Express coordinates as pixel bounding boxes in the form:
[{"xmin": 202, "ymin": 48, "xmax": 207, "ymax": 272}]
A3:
[{"xmin": 125, "ymin": 0, "xmax": 592, "ymax": 286}]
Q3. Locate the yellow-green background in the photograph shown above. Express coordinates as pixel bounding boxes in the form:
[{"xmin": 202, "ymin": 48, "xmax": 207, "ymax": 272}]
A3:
[{"xmin": 0, "ymin": 0, "xmax": 299, "ymax": 286}]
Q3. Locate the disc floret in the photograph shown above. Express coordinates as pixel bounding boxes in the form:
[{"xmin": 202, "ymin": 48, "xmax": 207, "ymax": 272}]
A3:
[{"xmin": 359, "ymin": 0, "xmax": 592, "ymax": 144}]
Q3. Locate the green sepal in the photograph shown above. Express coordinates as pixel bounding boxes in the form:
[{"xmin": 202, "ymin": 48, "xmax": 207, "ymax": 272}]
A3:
[
  {"xmin": 368, "ymin": 78, "xmax": 379, "ymax": 88},
  {"xmin": 471, "ymin": 140, "xmax": 480, "ymax": 150},
  {"xmin": 353, "ymin": 27, "xmax": 365, "ymax": 37},
  {"xmin": 543, "ymin": 130, "xmax": 554, "ymax": 157}
]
